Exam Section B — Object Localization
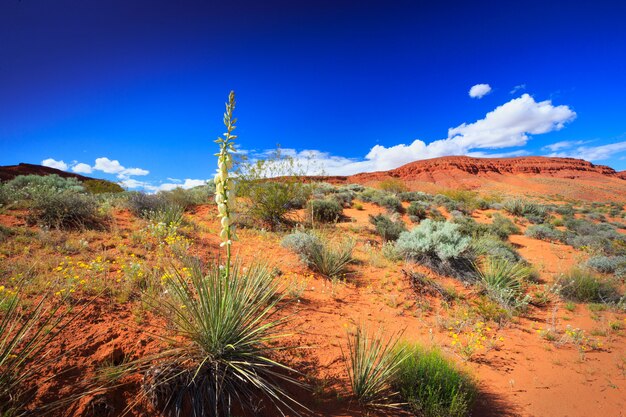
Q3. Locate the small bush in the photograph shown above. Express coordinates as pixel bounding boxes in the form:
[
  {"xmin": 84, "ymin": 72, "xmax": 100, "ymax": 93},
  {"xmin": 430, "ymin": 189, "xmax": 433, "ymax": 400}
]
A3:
[
  {"xmin": 377, "ymin": 178, "xmax": 408, "ymax": 194},
  {"xmin": 398, "ymin": 191, "xmax": 432, "ymax": 203},
  {"xmin": 308, "ymin": 199, "xmax": 343, "ymax": 223},
  {"xmin": 83, "ymin": 179, "xmax": 124, "ymax": 194},
  {"xmin": 489, "ymin": 214, "xmax": 520, "ymax": 239},
  {"xmin": 504, "ymin": 199, "xmax": 549, "ymax": 223},
  {"xmin": 407, "ymin": 201, "xmax": 428, "ymax": 221},
  {"xmin": 147, "ymin": 205, "xmax": 185, "ymax": 226},
  {"xmin": 396, "ymin": 220, "xmax": 474, "ymax": 280},
  {"xmin": 525, "ymin": 224, "xmax": 561, "ymax": 242},
  {"xmin": 391, "ymin": 344, "xmax": 476, "ymax": 417},
  {"xmin": 282, "ymin": 232, "xmax": 354, "ymax": 278},
  {"xmin": 29, "ymin": 191, "xmax": 105, "ymax": 230},
  {"xmin": 159, "ymin": 184, "xmax": 214, "ymax": 210},
  {"xmin": 557, "ymin": 268, "xmax": 621, "ymax": 303},
  {"xmin": 378, "ymin": 195, "xmax": 403, "ymax": 213},
  {"xmin": 127, "ymin": 192, "xmax": 169, "ymax": 218},
  {"xmin": 369, "ymin": 214, "xmax": 407, "ymax": 242},
  {"xmin": 586, "ymin": 256, "xmax": 626, "ymax": 274},
  {"xmin": 396, "ymin": 220, "xmax": 470, "ymax": 261}
]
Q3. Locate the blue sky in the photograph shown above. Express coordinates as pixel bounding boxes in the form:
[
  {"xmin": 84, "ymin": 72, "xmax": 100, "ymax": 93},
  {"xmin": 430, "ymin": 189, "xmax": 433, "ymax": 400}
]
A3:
[{"xmin": 1, "ymin": 0, "xmax": 625, "ymax": 191}]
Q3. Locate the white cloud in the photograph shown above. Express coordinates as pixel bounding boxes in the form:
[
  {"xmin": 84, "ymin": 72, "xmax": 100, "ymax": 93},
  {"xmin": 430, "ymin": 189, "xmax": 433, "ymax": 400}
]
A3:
[
  {"xmin": 547, "ymin": 141, "xmax": 626, "ymax": 161},
  {"xmin": 41, "ymin": 158, "xmax": 68, "ymax": 171},
  {"xmin": 510, "ymin": 84, "xmax": 526, "ymax": 94},
  {"xmin": 542, "ymin": 140, "xmax": 586, "ymax": 152},
  {"xmin": 156, "ymin": 179, "xmax": 208, "ymax": 192},
  {"xmin": 469, "ymin": 83, "xmax": 492, "ymax": 99},
  {"xmin": 248, "ymin": 94, "xmax": 577, "ymax": 176},
  {"xmin": 93, "ymin": 157, "xmax": 149, "ymax": 178},
  {"xmin": 118, "ymin": 178, "xmax": 148, "ymax": 189},
  {"xmin": 71, "ymin": 162, "xmax": 93, "ymax": 174}
]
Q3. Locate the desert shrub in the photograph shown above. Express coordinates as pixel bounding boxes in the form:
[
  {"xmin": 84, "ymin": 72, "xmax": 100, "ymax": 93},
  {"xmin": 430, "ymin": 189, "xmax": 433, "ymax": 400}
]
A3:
[
  {"xmin": 470, "ymin": 235, "xmax": 521, "ymax": 263},
  {"xmin": 476, "ymin": 257, "xmax": 531, "ymax": 312},
  {"xmin": 83, "ymin": 179, "xmax": 124, "ymax": 194},
  {"xmin": 555, "ymin": 204, "xmax": 575, "ymax": 216},
  {"xmin": 127, "ymin": 192, "xmax": 169, "ymax": 217},
  {"xmin": 451, "ymin": 216, "xmax": 490, "ymax": 238},
  {"xmin": 557, "ymin": 268, "xmax": 622, "ymax": 303},
  {"xmin": 587, "ymin": 212, "xmax": 607, "ymax": 222},
  {"xmin": 281, "ymin": 231, "xmax": 323, "ymax": 255},
  {"xmin": 145, "ymin": 259, "xmax": 301, "ymax": 416},
  {"xmin": 369, "ymin": 214, "xmax": 407, "ymax": 242},
  {"xmin": 377, "ymin": 195, "xmax": 403, "ymax": 213},
  {"xmin": 308, "ymin": 198, "xmax": 343, "ymax": 223},
  {"xmin": 159, "ymin": 184, "xmax": 214, "ymax": 210},
  {"xmin": 586, "ymin": 256, "xmax": 626, "ymax": 274},
  {"xmin": 377, "ymin": 178, "xmax": 408, "ymax": 194},
  {"xmin": 358, "ymin": 188, "xmax": 385, "ymax": 203},
  {"xmin": 398, "ymin": 191, "xmax": 432, "ymax": 203},
  {"xmin": 147, "ymin": 204, "xmax": 185, "ymax": 227},
  {"xmin": 428, "ymin": 207, "xmax": 446, "ymax": 222},
  {"xmin": 504, "ymin": 199, "xmax": 549, "ymax": 223},
  {"xmin": 344, "ymin": 326, "xmax": 408, "ymax": 408},
  {"xmin": 28, "ymin": 190, "xmax": 105, "ymax": 230},
  {"xmin": 381, "ymin": 241, "xmax": 402, "ymax": 261},
  {"xmin": 488, "ymin": 214, "xmax": 520, "ymax": 239},
  {"xmin": 396, "ymin": 220, "xmax": 474, "ymax": 280},
  {"xmin": 2, "ymin": 174, "xmax": 85, "ymax": 200},
  {"xmin": 282, "ymin": 232, "xmax": 354, "ymax": 278},
  {"xmin": 332, "ymin": 191, "xmax": 354, "ymax": 208},
  {"xmin": 562, "ymin": 218, "xmax": 626, "ymax": 256},
  {"xmin": 342, "ymin": 183, "xmax": 365, "ymax": 193},
  {"xmin": 237, "ymin": 149, "xmax": 312, "ymax": 229},
  {"xmin": 440, "ymin": 190, "xmax": 480, "ymax": 214},
  {"xmin": 407, "ymin": 201, "xmax": 428, "ymax": 221},
  {"xmin": 525, "ymin": 224, "xmax": 562, "ymax": 242},
  {"xmin": 312, "ymin": 182, "xmax": 337, "ymax": 196},
  {"xmin": 391, "ymin": 344, "xmax": 476, "ymax": 417}
]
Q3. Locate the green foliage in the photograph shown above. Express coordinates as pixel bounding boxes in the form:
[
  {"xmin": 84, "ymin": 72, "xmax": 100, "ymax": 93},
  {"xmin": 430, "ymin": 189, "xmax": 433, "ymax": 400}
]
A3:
[
  {"xmin": 29, "ymin": 190, "xmax": 105, "ymax": 230},
  {"xmin": 282, "ymin": 231, "xmax": 354, "ymax": 278},
  {"xmin": 476, "ymin": 257, "xmax": 531, "ymax": 312},
  {"xmin": 308, "ymin": 198, "xmax": 343, "ymax": 223},
  {"xmin": 358, "ymin": 188, "xmax": 403, "ymax": 213},
  {"xmin": 127, "ymin": 192, "xmax": 169, "ymax": 218},
  {"xmin": 470, "ymin": 235, "xmax": 521, "ymax": 263},
  {"xmin": 146, "ymin": 258, "xmax": 301, "ymax": 416},
  {"xmin": 489, "ymin": 213, "xmax": 520, "ymax": 239},
  {"xmin": 396, "ymin": 220, "xmax": 474, "ymax": 280},
  {"xmin": 396, "ymin": 220, "xmax": 470, "ymax": 261},
  {"xmin": 440, "ymin": 189, "xmax": 480, "ymax": 214},
  {"xmin": 586, "ymin": 256, "xmax": 626, "ymax": 275},
  {"xmin": 407, "ymin": 201, "xmax": 428, "ymax": 221},
  {"xmin": 503, "ymin": 199, "xmax": 549, "ymax": 223},
  {"xmin": 82, "ymin": 179, "xmax": 124, "ymax": 194},
  {"xmin": 146, "ymin": 205, "xmax": 185, "ymax": 227},
  {"xmin": 525, "ymin": 224, "xmax": 562, "ymax": 241},
  {"xmin": 237, "ymin": 149, "xmax": 312, "ymax": 230},
  {"xmin": 344, "ymin": 326, "xmax": 408, "ymax": 408},
  {"xmin": 377, "ymin": 178, "xmax": 408, "ymax": 194},
  {"xmin": 1, "ymin": 289, "xmax": 77, "ymax": 416},
  {"xmin": 557, "ymin": 268, "xmax": 622, "ymax": 303},
  {"xmin": 159, "ymin": 183, "xmax": 214, "ymax": 210},
  {"xmin": 369, "ymin": 213, "xmax": 407, "ymax": 242},
  {"xmin": 391, "ymin": 344, "xmax": 477, "ymax": 417}
]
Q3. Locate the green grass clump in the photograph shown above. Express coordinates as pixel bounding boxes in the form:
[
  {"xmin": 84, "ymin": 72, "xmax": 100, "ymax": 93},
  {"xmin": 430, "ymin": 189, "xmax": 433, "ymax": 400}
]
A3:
[
  {"xmin": 391, "ymin": 344, "xmax": 477, "ymax": 417},
  {"xmin": 344, "ymin": 326, "xmax": 408, "ymax": 408},
  {"xmin": 282, "ymin": 231, "xmax": 354, "ymax": 278},
  {"xmin": 557, "ymin": 268, "xmax": 622, "ymax": 303},
  {"xmin": 476, "ymin": 257, "xmax": 531, "ymax": 312}
]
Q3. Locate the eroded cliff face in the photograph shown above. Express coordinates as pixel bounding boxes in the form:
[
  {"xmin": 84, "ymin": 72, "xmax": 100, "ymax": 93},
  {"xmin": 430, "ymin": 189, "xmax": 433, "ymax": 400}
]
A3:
[{"xmin": 349, "ymin": 156, "xmax": 617, "ymax": 182}]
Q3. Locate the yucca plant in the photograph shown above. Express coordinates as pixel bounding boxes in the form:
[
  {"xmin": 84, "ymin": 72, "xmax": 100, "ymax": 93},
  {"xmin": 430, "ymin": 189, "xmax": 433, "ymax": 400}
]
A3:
[
  {"xmin": 0, "ymin": 288, "xmax": 77, "ymax": 416},
  {"xmin": 344, "ymin": 325, "xmax": 408, "ymax": 408},
  {"xmin": 476, "ymin": 257, "xmax": 531, "ymax": 311},
  {"xmin": 142, "ymin": 91, "xmax": 304, "ymax": 416},
  {"xmin": 144, "ymin": 258, "xmax": 302, "ymax": 416}
]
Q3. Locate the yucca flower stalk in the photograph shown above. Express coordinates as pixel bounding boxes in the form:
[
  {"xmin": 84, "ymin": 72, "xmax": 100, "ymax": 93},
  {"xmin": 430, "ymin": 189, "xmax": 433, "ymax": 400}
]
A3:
[{"xmin": 214, "ymin": 90, "xmax": 238, "ymax": 278}]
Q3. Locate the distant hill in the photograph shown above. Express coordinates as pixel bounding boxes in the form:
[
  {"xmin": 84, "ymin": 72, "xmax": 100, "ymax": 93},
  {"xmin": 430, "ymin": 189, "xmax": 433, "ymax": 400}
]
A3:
[
  {"xmin": 0, "ymin": 163, "xmax": 124, "ymax": 193},
  {"xmin": 315, "ymin": 156, "xmax": 626, "ymax": 202}
]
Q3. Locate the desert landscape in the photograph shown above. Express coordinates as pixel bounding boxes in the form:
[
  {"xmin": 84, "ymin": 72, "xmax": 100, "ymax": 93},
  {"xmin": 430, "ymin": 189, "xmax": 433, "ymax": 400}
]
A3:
[
  {"xmin": 2, "ymin": 111, "xmax": 626, "ymax": 416},
  {"xmin": 2, "ymin": 1, "xmax": 625, "ymax": 416}
]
